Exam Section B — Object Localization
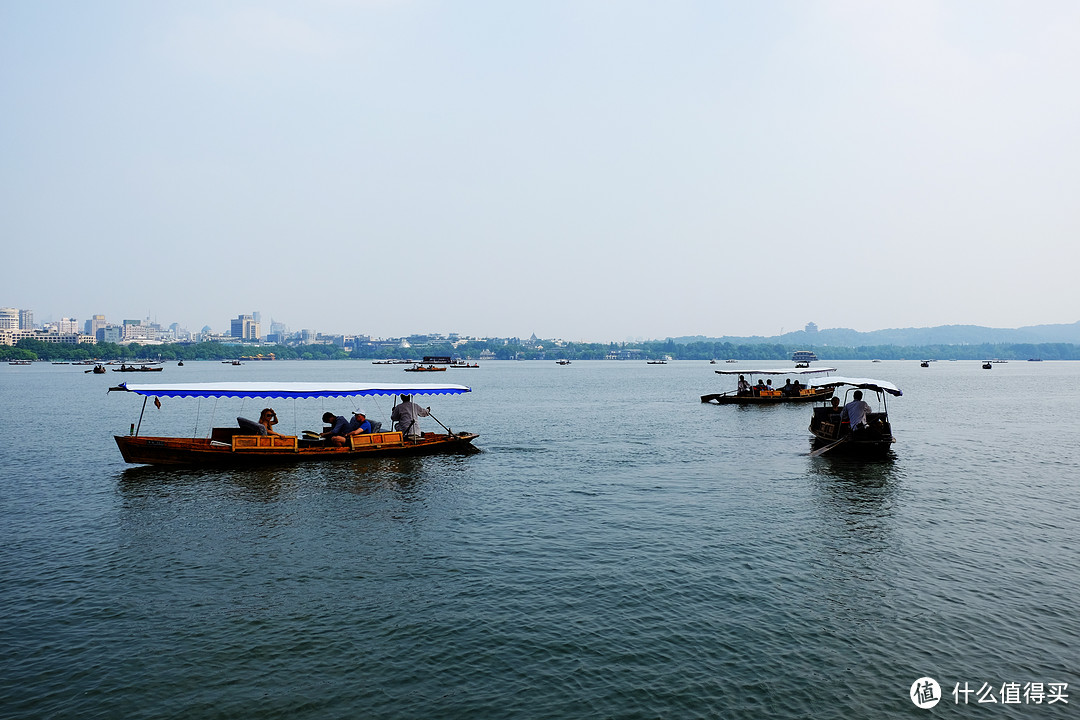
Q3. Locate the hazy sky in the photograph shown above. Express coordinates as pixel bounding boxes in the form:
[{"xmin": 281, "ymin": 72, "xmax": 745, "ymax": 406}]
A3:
[{"xmin": 3, "ymin": 1, "xmax": 1078, "ymax": 341}]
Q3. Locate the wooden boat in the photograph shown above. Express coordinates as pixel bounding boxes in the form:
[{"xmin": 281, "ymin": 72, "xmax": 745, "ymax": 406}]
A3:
[
  {"xmin": 702, "ymin": 366, "xmax": 837, "ymax": 405},
  {"xmin": 982, "ymin": 361, "xmax": 992, "ymax": 369},
  {"xmin": 807, "ymin": 377, "xmax": 902, "ymax": 457},
  {"xmin": 8, "ymin": 360, "xmax": 32, "ymax": 365},
  {"xmin": 113, "ymin": 364, "xmax": 164, "ymax": 372},
  {"xmin": 556, "ymin": 360, "xmax": 571, "ymax": 365},
  {"xmin": 85, "ymin": 364, "xmax": 107, "ymax": 374},
  {"xmin": 110, "ymin": 381, "xmax": 479, "ymax": 466},
  {"xmin": 647, "ymin": 360, "xmax": 667, "ymax": 365},
  {"xmin": 404, "ymin": 364, "xmax": 446, "ymax": 372},
  {"xmin": 920, "ymin": 360, "xmax": 930, "ymax": 367}
]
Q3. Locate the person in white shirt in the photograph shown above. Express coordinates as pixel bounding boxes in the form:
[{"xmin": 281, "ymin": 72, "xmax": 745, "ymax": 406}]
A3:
[{"xmin": 840, "ymin": 390, "xmax": 872, "ymax": 432}]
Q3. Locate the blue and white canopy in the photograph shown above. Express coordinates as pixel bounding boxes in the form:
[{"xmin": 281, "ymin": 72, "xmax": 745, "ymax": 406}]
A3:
[
  {"xmin": 113, "ymin": 382, "xmax": 471, "ymax": 399},
  {"xmin": 808, "ymin": 376, "xmax": 902, "ymax": 396},
  {"xmin": 714, "ymin": 366, "xmax": 836, "ymax": 376}
]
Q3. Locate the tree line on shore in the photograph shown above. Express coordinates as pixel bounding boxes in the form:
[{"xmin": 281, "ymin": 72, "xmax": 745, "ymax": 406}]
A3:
[{"xmin": 3, "ymin": 337, "xmax": 1079, "ymax": 362}]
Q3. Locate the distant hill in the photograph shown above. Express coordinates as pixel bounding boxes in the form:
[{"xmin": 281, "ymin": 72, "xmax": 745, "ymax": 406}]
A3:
[{"xmin": 673, "ymin": 320, "xmax": 1080, "ymax": 347}]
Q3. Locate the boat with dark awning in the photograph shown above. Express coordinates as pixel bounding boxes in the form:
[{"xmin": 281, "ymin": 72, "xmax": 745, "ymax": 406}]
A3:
[
  {"xmin": 807, "ymin": 377, "xmax": 902, "ymax": 457},
  {"xmin": 111, "ymin": 381, "xmax": 478, "ymax": 465}
]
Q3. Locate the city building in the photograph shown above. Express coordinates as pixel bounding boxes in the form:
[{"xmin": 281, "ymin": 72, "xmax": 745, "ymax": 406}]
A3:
[
  {"xmin": 0, "ymin": 308, "xmax": 19, "ymax": 330},
  {"xmin": 85, "ymin": 314, "xmax": 107, "ymax": 338},
  {"xmin": 231, "ymin": 314, "xmax": 260, "ymax": 341},
  {"xmin": 0, "ymin": 328, "xmax": 95, "ymax": 346}
]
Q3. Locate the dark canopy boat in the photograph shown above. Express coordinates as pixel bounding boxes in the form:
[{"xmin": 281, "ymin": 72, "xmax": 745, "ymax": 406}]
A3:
[
  {"xmin": 111, "ymin": 381, "xmax": 479, "ymax": 466},
  {"xmin": 701, "ymin": 366, "xmax": 837, "ymax": 405},
  {"xmin": 807, "ymin": 377, "xmax": 902, "ymax": 457}
]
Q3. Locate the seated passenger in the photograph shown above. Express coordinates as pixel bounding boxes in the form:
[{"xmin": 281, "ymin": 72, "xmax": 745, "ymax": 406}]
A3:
[
  {"xmin": 258, "ymin": 408, "xmax": 285, "ymax": 437},
  {"xmin": 320, "ymin": 411, "xmax": 352, "ymax": 446},
  {"xmin": 737, "ymin": 375, "xmax": 751, "ymax": 395},
  {"xmin": 346, "ymin": 410, "xmax": 372, "ymax": 437}
]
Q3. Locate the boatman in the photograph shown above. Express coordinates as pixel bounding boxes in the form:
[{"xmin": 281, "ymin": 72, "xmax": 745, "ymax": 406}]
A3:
[
  {"xmin": 840, "ymin": 390, "xmax": 872, "ymax": 434},
  {"xmin": 391, "ymin": 394, "xmax": 430, "ymax": 438}
]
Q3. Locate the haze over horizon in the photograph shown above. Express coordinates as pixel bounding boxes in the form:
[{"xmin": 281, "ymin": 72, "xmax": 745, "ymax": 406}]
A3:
[{"xmin": 4, "ymin": 2, "xmax": 1079, "ymax": 340}]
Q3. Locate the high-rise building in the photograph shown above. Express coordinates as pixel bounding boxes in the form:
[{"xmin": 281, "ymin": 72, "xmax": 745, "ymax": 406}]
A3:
[
  {"xmin": 85, "ymin": 314, "xmax": 107, "ymax": 337},
  {"xmin": 231, "ymin": 314, "xmax": 260, "ymax": 340},
  {"xmin": 56, "ymin": 318, "xmax": 79, "ymax": 334},
  {"xmin": 0, "ymin": 308, "xmax": 17, "ymax": 330},
  {"xmin": 19, "ymin": 309, "xmax": 33, "ymax": 330}
]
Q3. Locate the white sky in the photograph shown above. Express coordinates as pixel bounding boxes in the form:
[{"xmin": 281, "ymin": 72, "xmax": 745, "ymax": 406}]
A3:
[{"xmin": 3, "ymin": 1, "xmax": 1078, "ymax": 341}]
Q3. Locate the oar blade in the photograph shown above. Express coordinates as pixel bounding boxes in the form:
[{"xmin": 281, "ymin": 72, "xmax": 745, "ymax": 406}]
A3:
[{"xmin": 809, "ymin": 436, "xmax": 848, "ymax": 457}]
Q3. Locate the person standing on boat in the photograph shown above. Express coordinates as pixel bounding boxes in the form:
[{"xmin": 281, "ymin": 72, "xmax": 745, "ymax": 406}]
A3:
[
  {"xmin": 391, "ymin": 394, "xmax": 430, "ymax": 437},
  {"xmin": 840, "ymin": 390, "xmax": 872, "ymax": 433}
]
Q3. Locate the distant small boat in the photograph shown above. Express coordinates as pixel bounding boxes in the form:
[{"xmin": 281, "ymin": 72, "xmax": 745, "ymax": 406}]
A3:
[
  {"xmin": 920, "ymin": 361, "xmax": 929, "ymax": 368},
  {"xmin": 404, "ymin": 364, "xmax": 446, "ymax": 372},
  {"xmin": 113, "ymin": 364, "xmax": 163, "ymax": 372},
  {"xmin": 1028, "ymin": 358, "xmax": 1043, "ymax": 362},
  {"xmin": 647, "ymin": 360, "xmax": 667, "ymax": 365},
  {"xmin": 8, "ymin": 360, "xmax": 32, "ymax": 365},
  {"xmin": 556, "ymin": 360, "xmax": 571, "ymax": 365},
  {"xmin": 177, "ymin": 361, "xmax": 184, "ymax": 366},
  {"xmin": 450, "ymin": 362, "xmax": 479, "ymax": 368},
  {"xmin": 982, "ymin": 362, "xmax": 992, "ymax": 369}
]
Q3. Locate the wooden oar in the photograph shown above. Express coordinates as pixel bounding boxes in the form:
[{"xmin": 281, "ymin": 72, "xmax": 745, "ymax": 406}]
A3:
[
  {"xmin": 426, "ymin": 408, "xmax": 452, "ymax": 435},
  {"xmin": 809, "ymin": 436, "xmax": 849, "ymax": 458}
]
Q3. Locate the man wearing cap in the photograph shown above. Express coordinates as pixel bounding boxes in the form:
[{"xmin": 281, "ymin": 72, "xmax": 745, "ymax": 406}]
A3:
[
  {"xmin": 346, "ymin": 410, "xmax": 373, "ymax": 437},
  {"xmin": 391, "ymin": 394, "xmax": 430, "ymax": 438}
]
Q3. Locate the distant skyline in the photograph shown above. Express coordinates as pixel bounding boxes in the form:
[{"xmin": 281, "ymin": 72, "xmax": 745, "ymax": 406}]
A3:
[{"xmin": 4, "ymin": 2, "xmax": 1079, "ymax": 340}]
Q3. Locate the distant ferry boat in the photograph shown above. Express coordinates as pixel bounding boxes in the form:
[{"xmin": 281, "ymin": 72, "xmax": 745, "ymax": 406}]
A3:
[{"xmin": 792, "ymin": 350, "xmax": 817, "ymax": 366}]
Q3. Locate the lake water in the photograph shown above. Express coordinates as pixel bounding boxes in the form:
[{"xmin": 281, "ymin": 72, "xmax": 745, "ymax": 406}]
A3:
[{"xmin": 1, "ymin": 359, "xmax": 1077, "ymax": 719}]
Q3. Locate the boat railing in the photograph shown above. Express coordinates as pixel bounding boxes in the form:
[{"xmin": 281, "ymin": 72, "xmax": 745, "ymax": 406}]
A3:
[
  {"xmin": 232, "ymin": 435, "xmax": 300, "ymax": 452},
  {"xmin": 348, "ymin": 431, "xmax": 404, "ymax": 449}
]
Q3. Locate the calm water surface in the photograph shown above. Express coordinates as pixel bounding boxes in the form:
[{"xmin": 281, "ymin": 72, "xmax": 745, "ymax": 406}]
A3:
[{"xmin": 1, "ymin": 359, "xmax": 1078, "ymax": 719}]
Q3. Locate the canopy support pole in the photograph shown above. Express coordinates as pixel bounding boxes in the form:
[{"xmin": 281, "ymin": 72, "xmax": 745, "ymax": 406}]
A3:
[{"xmin": 135, "ymin": 396, "xmax": 148, "ymax": 437}]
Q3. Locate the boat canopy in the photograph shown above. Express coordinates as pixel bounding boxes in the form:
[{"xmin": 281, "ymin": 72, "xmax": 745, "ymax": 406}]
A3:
[
  {"xmin": 112, "ymin": 382, "xmax": 471, "ymax": 399},
  {"xmin": 714, "ymin": 367, "xmax": 836, "ymax": 376},
  {"xmin": 808, "ymin": 376, "xmax": 902, "ymax": 396}
]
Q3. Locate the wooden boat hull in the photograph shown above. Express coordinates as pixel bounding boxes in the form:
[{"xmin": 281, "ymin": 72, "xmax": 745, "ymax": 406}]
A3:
[
  {"xmin": 115, "ymin": 430, "xmax": 480, "ymax": 466},
  {"xmin": 808, "ymin": 408, "xmax": 894, "ymax": 456},
  {"xmin": 701, "ymin": 388, "xmax": 833, "ymax": 405},
  {"xmin": 809, "ymin": 431, "xmax": 895, "ymax": 456}
]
